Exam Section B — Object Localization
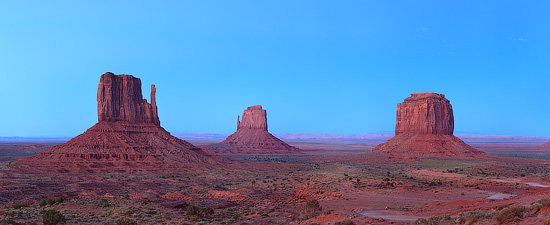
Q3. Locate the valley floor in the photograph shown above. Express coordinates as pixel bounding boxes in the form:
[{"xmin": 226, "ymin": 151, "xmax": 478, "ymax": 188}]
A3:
[{"xmin": 1, "ymin": 139, "xmax": 550, "ymax": 224}]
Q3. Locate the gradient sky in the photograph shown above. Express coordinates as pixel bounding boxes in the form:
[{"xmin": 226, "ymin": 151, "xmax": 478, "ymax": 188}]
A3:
[{"xmin": 1, "ymin": 1, "xmax": 549, "ymax": 137}]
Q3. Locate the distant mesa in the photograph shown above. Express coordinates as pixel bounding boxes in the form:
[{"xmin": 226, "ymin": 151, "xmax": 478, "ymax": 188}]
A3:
[
  {"xmin": 371, "ymin": 92, "xmax": 485, "ymax": 160},
  {"xmin": 540, "ymin": 141, "xmax": 550, "ymax": 149},
  {"xmin": 201, "ymin": 105, "xmax": 301, "ymax": 154},
  {"xmin": 19, "ymin": 72, "xmax": 217, "ymax": 172}
]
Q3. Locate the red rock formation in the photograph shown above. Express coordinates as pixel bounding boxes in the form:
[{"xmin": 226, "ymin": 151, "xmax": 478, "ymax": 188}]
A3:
[
  {"xmin": 19, "ymin": 72, "xmax": 217, "ymax": 172},
  {"xmin": 372, "ymin": 92, "xmax": 485, "ymax": 160},
  {"xmin": 540, "ymin": 141, "xmax": 550, "ymax": 149},
  {"xmin": 97, "ymin": 72, "xmax": 160, "ymax": 125},
  {"xmin": 395, "ymin": 92, "xmax": 453, "ymax": 135},
  {"xmin": 202, "ymin": 105, "xmax": 301, "ymax": 154}
]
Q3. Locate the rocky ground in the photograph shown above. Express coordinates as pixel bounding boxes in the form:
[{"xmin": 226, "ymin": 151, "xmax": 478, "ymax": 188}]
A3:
[{"xmin": 1, "ymin": 141, "xmax": 550, "ymax": 224}]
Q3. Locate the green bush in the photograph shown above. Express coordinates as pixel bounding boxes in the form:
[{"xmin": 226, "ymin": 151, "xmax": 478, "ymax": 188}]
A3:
[
  {"xmin": 296, "ymin": 199, "xmax": 323, "ymax": 221},
  {"xmin": 12, "ymin": 203, "xmax": 28, "ymax": 209},
  {"xmin": 114, "ymin": 218, "xmax": 137, "ymax": 225},
  {"xmin": 55, "ymin": 197, "xmax": 64, "ymax": 203},
  {"xmin": 39, "ymin": 199, "xmax": 47, "ymax": 207},
  {"xmin": 42, "ymin": 209, "xmax": 66, "ymax": 225}
]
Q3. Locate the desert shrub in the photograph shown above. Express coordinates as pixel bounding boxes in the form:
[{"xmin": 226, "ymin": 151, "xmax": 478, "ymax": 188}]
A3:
[
  {"xmin": 99, "ymin": 198, "xmax": 110, "ymax": 207},
  {"xmin": 296, "ymin": 199, "xmax": 323, "ymax": 221},
  {"xmin": 323, "ymin": 209, "xmax": 333, "ymax": 215},
  {"xmin": 55, "ymin": 197, "xmax": 64, "ymax": 203},
  {"xmin": 47, "ymin": 199, "xmax": 56, "ymax": 205},
  {"xmin": 39, "ymin": 199, "xmax": 47, "ymax": 207},
  {"xmin": 114, "ymin": 218, "xmax": 137, "ymax": 225},
  {"xmin": 12, "ymin": 203, "xmax": 28, "ymax": 209},
  {"xmin": 415, "ymin": 214, "xmax": 452, "ymax": 225},
  {"xmin": 0, "ymin": 219, "xmax": 22, "ymax": 225},
  {"xmin": 494, "ymin": 205, "xmax": 527, "ymax": 224},
  {"xmin": 186, "ymin": 205, "xmax": 214, "ymax": 219},
  {"xmin": 455, "ymin": 210, "xmax": 488, "ymax": 225},
  {"xmin": 334, "ymin": 219, "xmax": 355, "ymax": 225},
  {"xmin": 532, "ymin": 198, "xmax": 550, "ymax": 213},
  {"xmin": 42, "ymin": 209, "xmax": 66, "ymax": 225},
  {"xmin": 122, "ymin": 206, "xmax": 137, "ymax": 216}
]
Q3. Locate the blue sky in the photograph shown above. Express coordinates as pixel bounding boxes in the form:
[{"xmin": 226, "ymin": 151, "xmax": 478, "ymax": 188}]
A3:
[{"xmin": 1, "ymin": 1, "xmax": 549, "ymax": 137}]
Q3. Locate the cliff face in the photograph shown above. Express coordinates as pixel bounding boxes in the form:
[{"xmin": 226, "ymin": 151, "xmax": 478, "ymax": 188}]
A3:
[
  {"xmin": 395, "ymin": 92, "xmax": 454, "ymax": 135},
  {"xmin": 202, "ymin": 105, "xmax": 301, "ymax": 155},
  {"xmin": 372, "ymin": 92, "xmax": 484, "ymax": 160},
  {"xmin": 97, "ymin": 72, "xmax": 160, "ymax": 125},
  {"xmin": 19, "ymin": 72, "xmax": 217, "ymax": 173}
]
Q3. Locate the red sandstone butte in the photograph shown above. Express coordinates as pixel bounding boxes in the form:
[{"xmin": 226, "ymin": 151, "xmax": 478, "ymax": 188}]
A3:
[
  {"xmin": 19, "ymin": 72, "xmax": 217, "ymax": 173},
  {"xmin": 202, "ymin": 105, "xmax": 301, "ymax": 154},
  {"xmin": 372, "ymin": 92, "xmax": 485, "ymax": 160}
]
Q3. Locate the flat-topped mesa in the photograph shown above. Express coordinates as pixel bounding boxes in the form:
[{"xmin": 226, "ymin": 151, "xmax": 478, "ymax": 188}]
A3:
[
  {"xmin": 97, "ymin": 72, "xmax": 160, "ymax": 125},
  {"xmin": 395, "ymin": 92, "xmax": 454, "ymax": 135},
  {"xmin": 237, "ymin": 105, "xmax": 268, "ymax": 131}
]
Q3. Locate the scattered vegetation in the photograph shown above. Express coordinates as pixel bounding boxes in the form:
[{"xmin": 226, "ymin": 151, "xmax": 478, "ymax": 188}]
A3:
[
  {"xmin": 0, "ymin": 219, "xmax": 23, "ymax": 225},
  {"xmin": 11, "ymin": 203, "xmax": 28, "ymax": 209},
  {"xmin": 494, "ymin": 205, "xmax": 527, "ymax": 224},
  {"xmin": 39, "ymin": 199, "xmax": 47, "ymax": 207},
  {"xmin": 414, "ymin": 214, "xmax": 451, "ymax": 225},
  {"xmin": 114, "ymin": 218, "xmax": 137, "ymax": 225},
  {"xmin": 334, "ymin": 219, "xmax": 355, "ymax": 225},
  {"xmin": 455, "ymin": 210, "xmax": 490, "ymax": 225}
]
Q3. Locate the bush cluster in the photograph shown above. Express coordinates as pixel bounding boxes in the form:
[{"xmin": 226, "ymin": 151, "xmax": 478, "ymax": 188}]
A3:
[
  {"xmin": 42, "ymin": 209, "xmax": 66, "ymax": 225},
  {"xmin": 296, "ymin": 199, "xmax": 323, "ymax": 221},
  {"xmin": 186, "ymin": 205, "xmax": 214, "ymax": 220},
  {"xmin": 114, "ymin": 218, "xmax": 137, "ymax": 225}
]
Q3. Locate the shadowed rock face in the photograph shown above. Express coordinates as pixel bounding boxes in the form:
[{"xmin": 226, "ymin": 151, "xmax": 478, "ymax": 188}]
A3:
[
  {"xmin": 201, "ymin": 105, "xmax": 301, "ymax": 154},
  {"xmin": 19, "ymin": 72, "xmax": 217, "ymax": 172},
  {"xmin": 372, "ymin": 92, "xmax": 484, "ymax": 160}
]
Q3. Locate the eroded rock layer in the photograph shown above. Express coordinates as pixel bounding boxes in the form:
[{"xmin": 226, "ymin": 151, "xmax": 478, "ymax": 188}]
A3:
[
  {"xmin": 372, "ymin": 92, "xmax": 485, "ymax": 160},
  {"xmin": 202, "ymin": 105, "xmax": 301, "ymax": 154}
]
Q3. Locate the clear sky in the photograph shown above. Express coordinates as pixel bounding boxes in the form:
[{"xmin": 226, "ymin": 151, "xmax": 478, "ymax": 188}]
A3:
[{"xmin": 1, "ymin": 1, "xmax": 549, "ymax": 137}]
